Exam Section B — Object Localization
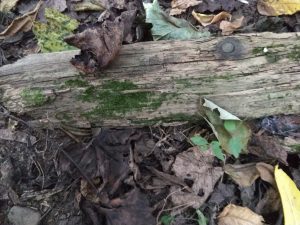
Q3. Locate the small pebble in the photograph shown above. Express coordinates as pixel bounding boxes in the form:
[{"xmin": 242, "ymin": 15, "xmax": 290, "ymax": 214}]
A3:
[{"xmin": 8, "ymin": 206, "xmax": 41, "ymax": 225}]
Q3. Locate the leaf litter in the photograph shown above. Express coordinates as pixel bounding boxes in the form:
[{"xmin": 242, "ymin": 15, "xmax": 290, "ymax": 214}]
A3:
[{"xmin": 1, "ymin": 0, "xmax": 300, "ymax": 225}]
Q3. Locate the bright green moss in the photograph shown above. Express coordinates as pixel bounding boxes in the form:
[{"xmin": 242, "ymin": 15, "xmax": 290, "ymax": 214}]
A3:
[
  {"xmin": 21, "ymin": 88, "xmax": 48, "ymax": 107},
  {"xmin": 78, "ymin": 80, "xmax": 170, "ymax": 119},
  {"xmin": 33, "ymin": 8, "xmax": 79, "ymax": 52}
]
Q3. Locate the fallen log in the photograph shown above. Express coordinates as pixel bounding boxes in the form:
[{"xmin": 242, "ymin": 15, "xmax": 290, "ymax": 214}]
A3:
[{"xmin": 0, "ymin": 32, "xmax": 300, "ymax": 128}]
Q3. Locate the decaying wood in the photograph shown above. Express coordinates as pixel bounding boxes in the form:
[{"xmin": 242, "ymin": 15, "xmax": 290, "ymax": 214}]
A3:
[{"xmin": 0, "ymin": 32, "xmax": 300, "ymax": 128}]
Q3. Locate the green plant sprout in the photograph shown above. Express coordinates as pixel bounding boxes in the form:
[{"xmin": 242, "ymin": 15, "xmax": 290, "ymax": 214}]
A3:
[{"xmin": 191, "ymin": 135, "xmax": 225, "ymax": 161}]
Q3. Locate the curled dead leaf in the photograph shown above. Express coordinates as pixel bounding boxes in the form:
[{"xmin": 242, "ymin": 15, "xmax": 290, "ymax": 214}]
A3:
[
  {"xmin": 224, "ymin": 162, "xmax": 275, "ymax": 187},
  {"xmin": 0, "ymin": 1, "xmax": 42, "ymax": 40},
  {"xmin": 218, "ymin": 204, "xmax": 264, "ymax": 225},
  {"xmin": 255, "ymin": 187, "xmax": 281, "ymax": 215},
  {"xmin": 220, "ymin": 16, "xmax": 244, "ymax": 35},
  {"xmin": 65, "ymin": 10, "xmax": 136, "ymax": 72},
  {"xmin": 170, "ymin": 0, "xmax": 201, "ymax": 16},
  {"xmin": 192, "ymin": 11, "xmax": 231, "ymax": 27},
  {"xmin": 256, "ymin": 162, "xmax": 275, "ymax": 187},
  {"xmin": 224, "ymin": 163, "xmax": 259, "ymax": 187}
]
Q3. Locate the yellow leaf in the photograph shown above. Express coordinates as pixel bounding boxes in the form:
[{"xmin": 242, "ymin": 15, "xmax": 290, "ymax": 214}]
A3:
[
  {"xmin": 275, "ymin": 165, "xmax": 300, "ymax": 225},
  {"xmin": 192, "ymin": 11, "xmax": 231, "ymax": 27},
  {"xmin": 257, "ymin": 0, "xmax": 300, "ymax": 16}
]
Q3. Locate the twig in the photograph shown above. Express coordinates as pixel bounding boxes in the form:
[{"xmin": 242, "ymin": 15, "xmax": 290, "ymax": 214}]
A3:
[
  {"xmin": 59, "ymin": 148, "xmax": 100, "ymax": 197},
  {"xmin": 156, "ymin": 187, "xmax": 190, "ymax": 225}
]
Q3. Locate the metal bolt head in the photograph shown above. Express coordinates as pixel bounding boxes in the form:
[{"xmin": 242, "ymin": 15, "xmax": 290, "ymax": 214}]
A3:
[
  {"xmin": 221, "ymin": 42, "xmax": 235, "ymax": 53},
  {"xmin": 216, "ymin": 37, "xmax": 243, "ymax": 60}
]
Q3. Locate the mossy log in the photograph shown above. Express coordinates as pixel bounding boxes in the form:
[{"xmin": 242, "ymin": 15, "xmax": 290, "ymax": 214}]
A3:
[{"xmin": 1, "ymin": 32, "xmax": 300, "ymax": 128}]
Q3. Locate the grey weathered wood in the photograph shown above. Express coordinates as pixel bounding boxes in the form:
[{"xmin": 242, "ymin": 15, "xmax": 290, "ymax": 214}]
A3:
[{"xmin": 0, "ymin": 32, "xmax": 300, "ymax": 128}]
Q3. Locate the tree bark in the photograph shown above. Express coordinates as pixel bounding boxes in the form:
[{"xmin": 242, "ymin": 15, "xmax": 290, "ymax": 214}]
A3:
[{"xmin": 0, "ymin": 32, "xmax": 300, "ymax": 128}]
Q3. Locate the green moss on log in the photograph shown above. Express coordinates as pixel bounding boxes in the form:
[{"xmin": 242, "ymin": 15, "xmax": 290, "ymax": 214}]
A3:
[
  {"xmin": 76, "ymin": 80, "xmax": 172, "ymax": 119},
  {"xmin": 21, "ymin": 88, "xmax": 48, "ymax": 107},
  {"xmin": 288, "ymin": 45, "xmax": 300, "ymax": 61},
  {"xmin": 252, "ymin": 44, "xmax": 300, "ymax": 62}
]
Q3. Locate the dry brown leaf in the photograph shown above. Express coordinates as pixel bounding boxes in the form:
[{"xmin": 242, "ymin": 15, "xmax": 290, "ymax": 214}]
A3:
[
  {"xmin": 80, "ymin": 178, "xmax": 102, "ymax": 204},
  {"xmin": 218, "ymin": 204, "xmax": 264, "ymax": 225},
  {"xmin": 224, "ymin": 163, "xmax": 259, "ymax": 187},
  {"xmin": 0, "ymin": 0, "xmax": 20, "ymax": 12},
  {"xmin": 256, "ymin": 162, "xmax": 275, "ymax": 187},
  {"xmin": 170, "ymin": 0, "xmax": 201, "ymax": 15},
  {"xmin": 255, "ymin": 187, "xmax": 281, "ymax": 214},
  {"xmin": 192, "ymin": 11, "xmax": 231, "ymax": 27},
  {"xmin": 220, "ymin": 16, "xmax": 244, "ymax": 35},
  {"xmin": 224, "ymin": 162, "xmax": 275, "ymax": 187},
  {"xmin": 257, "ymin": 0, "xmax": 300, "ymax": 16},
  {"xmin": 65, "ymin": 10, "xmax": 136, "ymax": 72},
  {"xmin": 171, "ymin": 147, "xmax": 223, "ymax": 208},
  {"xmin": 0, "ymin": 1, "xmax": 42, "ymax": 40},
  {"xmin": 249, "ymin": 134, "xmax": 288, "ymax": 165}
]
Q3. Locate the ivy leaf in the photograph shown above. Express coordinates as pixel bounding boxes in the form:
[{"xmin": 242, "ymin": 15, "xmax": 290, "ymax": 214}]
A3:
[
  {"xmin": 191, "ymin": 136, "xmax": 209, "ymax": 151},
  {"xmin": 144, "ymin": 0, "xmax": 210, "ymax": 40},
  {"xmin": 210, "ymin": 141, "xmax": 225, "ymax": 161},
  {"xmin": 196, "ymin": 209, "xmax": 208, "ymax": 225}
]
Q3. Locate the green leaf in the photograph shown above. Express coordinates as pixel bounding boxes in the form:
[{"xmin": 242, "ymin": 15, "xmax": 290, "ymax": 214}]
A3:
[
  {"xmin": 144, "ymin": 0, "xmax": 210, "ymax": 40},
  {"xmin": 228, "ymin": 136, "xmax": 243, "ymax": 158},
  {"xmin": 160, "ymin": 214, "xmax": 174, "ymax": 225},
  {"xmin": 191, "ymin": 136, "xmax": 209, "ymax": 151},
  {"xmin": 210, "ymin": 141, "xmax": 225, "ymax": 161},
  {"xmin": 200, "ymin": 99, "xmax": 251, "ymax": 159},
  {"xmin": 196, "ymin": 209, "xmax": 208, "ymax": 225},
  {"xmin": 33, "ymin": 8, "xmax": 79, "ymax": 52},
  {"xmin": 224, "ymin": 120, "xmax": 238, "ymax": 132}
]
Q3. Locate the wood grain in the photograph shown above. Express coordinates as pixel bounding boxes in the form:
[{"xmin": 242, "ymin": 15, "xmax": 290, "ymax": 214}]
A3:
[{"xmin": 0, "ymin": 32, "xmax": 300, "ymax": 128}]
